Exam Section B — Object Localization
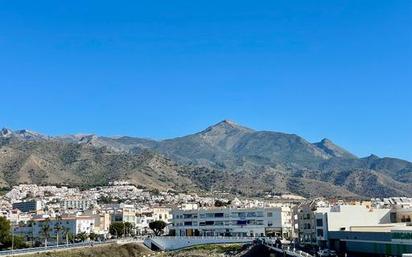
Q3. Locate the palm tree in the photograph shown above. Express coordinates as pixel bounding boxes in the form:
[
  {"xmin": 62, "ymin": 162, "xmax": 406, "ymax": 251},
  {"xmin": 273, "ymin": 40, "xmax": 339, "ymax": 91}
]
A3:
[
  {"xmin": 41, "ymin": 218, "xmax": 51, "ymax": 248},
  {"xmin": 27, "ymin": 220, "xmax": 35, "ymax": 247},
  {"xmin": 62, "ymin": 227, "xmax": 71, "ymax": 247},
  {"xmin": 54, "ymin": 216, "xmax": 63, "ymax": 247}
]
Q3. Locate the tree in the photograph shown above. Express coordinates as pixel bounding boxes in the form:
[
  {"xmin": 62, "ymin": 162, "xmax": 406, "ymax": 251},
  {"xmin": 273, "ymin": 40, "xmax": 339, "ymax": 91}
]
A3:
[
  {"xmin": 0, "ymin": 216, "xmax": 11, "ymax": 247},
  {"xmin": 75, "ymin": 232, "xmax": 88, "ymax": 242},
  {"xmin": 109, "ymin": 222, "xmax": 124, "ymax": 238},
  {"xmin": 0, "ymin": 217, "xmax": 27, "ymax": 250},
  {"xmin": 89, "ymin": 232, "xmax": 98, "ymax": 241},
  {"xmin": 149, "ymin": 220, "xmax": 167, "ymax": 236},
  {"xmin": 124, "ymin": 222, "xmax": 134, "ymax": 237},
  {"xmin": 41, "ymin": 218, "xmax": 51, "ymax": 247},
  {"xmin": 62, "ymin": 227, "xmax": 71, "ymax": 246},
  {"xmin": 214, "ymin": 199, "xmax": 231, "ymax": 207},
  {"xmin": 27, "ymin": 220, "xmax": 35, "ymax": 247},
  {"xmin": 54, "ymin": 216, "xmax": 63, "ymax": 246},
  {"xmin": 108, "ymin": 222, "xmax": 134, "ymax": 238}
]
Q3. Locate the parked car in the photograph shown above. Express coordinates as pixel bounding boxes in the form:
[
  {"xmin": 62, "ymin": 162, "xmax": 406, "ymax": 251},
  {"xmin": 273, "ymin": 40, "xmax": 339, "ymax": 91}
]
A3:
[{"xmin": 317, "ymin": 249, "xmax": 337, "ymax": 257}]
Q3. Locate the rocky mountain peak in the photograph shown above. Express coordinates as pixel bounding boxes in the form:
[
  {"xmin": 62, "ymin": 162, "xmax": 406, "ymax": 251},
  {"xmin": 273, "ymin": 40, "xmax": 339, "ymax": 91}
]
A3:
[
  {"xmin": 314, "ymin": 138, "xmax": 357, "ymax": 159},
  {"xmin": 201, "ymin": 120, "xmax": 254, "ymax": 134},
  {"xmin": 0, "ymin": 128, "xmax": 13, "ymax": 137},
  {"xmin": 366, "ymin": 154, "xmax": 380, "ymax": 160},
  {"xmin": 320, "ymin": 138, "xmax": 333, "ymax": 144},
  {"xmin": 0, "ymin": 128, "xmax": 48, "ymax": 141}
]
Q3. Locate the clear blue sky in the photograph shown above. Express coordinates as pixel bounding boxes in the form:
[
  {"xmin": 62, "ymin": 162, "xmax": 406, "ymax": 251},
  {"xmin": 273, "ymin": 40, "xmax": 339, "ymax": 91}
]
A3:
[{"xmin": 0, "ymin": 1, "xmax": 411, "ymax": 160}]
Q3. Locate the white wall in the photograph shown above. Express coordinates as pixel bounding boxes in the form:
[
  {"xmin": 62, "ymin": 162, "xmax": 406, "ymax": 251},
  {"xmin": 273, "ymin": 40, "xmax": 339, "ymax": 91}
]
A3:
[
  {"xmin": 144, "ymin": 236, "xmax": 254, "ymax": 250},
  {"xmin": 319, "ymin": 205, "xmax": 391, "ymax": 231}
]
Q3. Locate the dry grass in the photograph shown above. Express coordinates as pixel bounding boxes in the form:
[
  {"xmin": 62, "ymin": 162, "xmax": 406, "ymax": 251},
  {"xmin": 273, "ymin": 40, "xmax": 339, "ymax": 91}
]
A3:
[
  {"xmin": 163, "ymin": 244, "xmax": 245, "ymax": 257},
  {"xmin": 22, "ymin": 243, "xmax": 152, "ymax": 257}
]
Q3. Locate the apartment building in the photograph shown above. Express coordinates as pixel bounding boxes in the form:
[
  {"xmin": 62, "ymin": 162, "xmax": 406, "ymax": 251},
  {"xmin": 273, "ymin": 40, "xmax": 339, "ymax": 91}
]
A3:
[
  {"xmin": 12, "ymin": 200, "xmax": 42, "ymax": 213},
  {"xmin": 62, "ymin": 198, "xmax": 95, "ymax": 210},
  {"xmin": 171, "ymin": 207, "xmax": 282, "ymax": 237},
  {"xmin": 14, "ymin": 215, "xmax": 95, "ymax": 241}
]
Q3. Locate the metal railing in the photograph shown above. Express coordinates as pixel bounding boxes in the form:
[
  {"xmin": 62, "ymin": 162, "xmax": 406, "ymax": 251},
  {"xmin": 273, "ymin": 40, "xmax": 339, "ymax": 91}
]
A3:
[
  {"xmin": 260, "ymin": 238, "xmax": 313, "ymax": 257},
  {"xmin": 0, "ymin": 238, "xmax": 128, "ymax": 256}
]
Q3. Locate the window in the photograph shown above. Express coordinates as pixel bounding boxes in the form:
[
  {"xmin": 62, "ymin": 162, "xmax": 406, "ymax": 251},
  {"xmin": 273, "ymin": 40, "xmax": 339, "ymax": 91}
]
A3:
[
  {"xmin": 401, "ymin": 215, "xmax": 412, "ymax": 222},
  {"xmin": 317, "ymin": 229, "xmax": 324, "ymax": 237},
  {"xmin": 184, "ymin": 221, "xmax": 192, "ymax": 226},
  {"xmin": 205, "ymin": 213, "xmax": 214, "ymax": 218},
  {"xmin": 215, "ymin": 221, "xmax": 224, "ymax": 226},
  {"xmin": 205, "ymin": 221, "xmax": 214, "ymax": 226},
  {"xmin": 267, "ymin": 212, "xmax": 273, "ymax": 217},
  {"xmin": 316, "ymin": 219, "xmax": 323, "ymax": 227},
  {"xmin": 247, "ymin": 220, "xmax": 256, "ymax": 225},
  {"xmin": 247, "ymin": 212, "xmax": 256, "ymax": 217},
  {"xmin": 390, "ymin": 212, "xmax": 397, "ymax": 223},
  {"xmin": 214, "ymin": 213, "xmax": 224, "ymax": 218}
]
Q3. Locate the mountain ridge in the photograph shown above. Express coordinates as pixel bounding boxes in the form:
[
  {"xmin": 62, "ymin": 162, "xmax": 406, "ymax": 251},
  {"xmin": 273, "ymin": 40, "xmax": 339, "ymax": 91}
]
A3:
[{"xmin": 1, "ymin": 121, "xmax": 411, "ymax": 198}]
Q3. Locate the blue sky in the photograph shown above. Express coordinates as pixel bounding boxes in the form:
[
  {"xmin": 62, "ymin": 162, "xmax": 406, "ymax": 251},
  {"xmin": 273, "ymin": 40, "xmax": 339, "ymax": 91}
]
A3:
[{"xmin": 0, "ymin": 0, "xmax": 411, "ymax": 160}]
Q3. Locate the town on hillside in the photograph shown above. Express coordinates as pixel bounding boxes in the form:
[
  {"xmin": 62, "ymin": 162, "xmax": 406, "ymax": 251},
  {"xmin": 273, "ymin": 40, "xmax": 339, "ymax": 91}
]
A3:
[{"xmin": 0, "ymin": 181, "xmax": 411, "ymax": 256}]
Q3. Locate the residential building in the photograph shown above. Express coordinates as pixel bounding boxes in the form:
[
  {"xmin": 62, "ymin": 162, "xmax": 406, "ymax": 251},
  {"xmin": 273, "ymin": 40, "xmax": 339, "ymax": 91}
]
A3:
[
  {"xmin": 171, "ymin": 207, "xmax": 282, "ymax": 237},
  {"xmin": 93, "ymin": 213, "xmax": 111, "ymax": 234},
  {"xmin": 12, "ymin": 200, "xmax": 42, "ymax": 213},
  {"xmin": 62, "ymin": 198, "xmax": 95, "ymax": 210},
  {"xmin": 14, "ymin": 215, "xmax": 95, "ymax": 242}
]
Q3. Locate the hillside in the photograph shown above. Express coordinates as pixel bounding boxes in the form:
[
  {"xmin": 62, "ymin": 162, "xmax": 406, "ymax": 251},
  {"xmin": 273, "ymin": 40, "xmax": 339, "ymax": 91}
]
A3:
[
  {"xmin": 1, "ymin": 121, "xmax": 412, "ymax": 198},
  {"xmin": 22, "ymin": 243, "xmax": 152, "ymax": 257},
  {"xmin": 0, "ymin": 137, "xmax": 198, "ymax": 192}
]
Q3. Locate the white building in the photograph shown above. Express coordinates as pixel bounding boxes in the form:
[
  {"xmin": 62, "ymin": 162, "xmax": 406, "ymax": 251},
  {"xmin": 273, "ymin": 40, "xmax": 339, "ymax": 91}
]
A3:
[
  {"xmin": 298, "ymin": 204, "xmax": 392, "ymax": 248},
  {"xmin": 14, "ymin": 215, "xmax": 96, "ymax": 242},
  {"xmin": 62, "ymin": 198, "xmax": 95, "ymax": 210},
  {"xmin": 171, "ymin": 207, "xmax": 282, "ymax": 237}
]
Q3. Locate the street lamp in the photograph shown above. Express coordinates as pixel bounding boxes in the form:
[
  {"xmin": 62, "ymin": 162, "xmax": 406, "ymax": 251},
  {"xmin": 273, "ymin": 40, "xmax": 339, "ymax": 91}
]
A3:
[{"xmin": 11, "ymin": 224, "xmax": 14, "ymax": 256}]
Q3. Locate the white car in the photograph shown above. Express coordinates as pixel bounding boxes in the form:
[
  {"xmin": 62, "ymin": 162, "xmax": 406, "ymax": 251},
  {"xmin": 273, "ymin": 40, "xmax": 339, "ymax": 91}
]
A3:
[{"xmin": 317, "ymin": 249, "xmax": 337, "ymax": 257}]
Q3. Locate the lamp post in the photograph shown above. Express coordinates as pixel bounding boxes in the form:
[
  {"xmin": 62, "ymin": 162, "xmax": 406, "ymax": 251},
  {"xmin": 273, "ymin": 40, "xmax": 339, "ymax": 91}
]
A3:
[{"xmin": 11, "ymin": 224, "xmax": 14, "ymax": 256}]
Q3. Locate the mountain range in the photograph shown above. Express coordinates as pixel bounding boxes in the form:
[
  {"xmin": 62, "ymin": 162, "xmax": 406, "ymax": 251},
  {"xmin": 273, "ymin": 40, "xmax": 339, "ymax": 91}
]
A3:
[{"xmin": 1, "ymin": 120, "xmax": 411, "ymax": 198}]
